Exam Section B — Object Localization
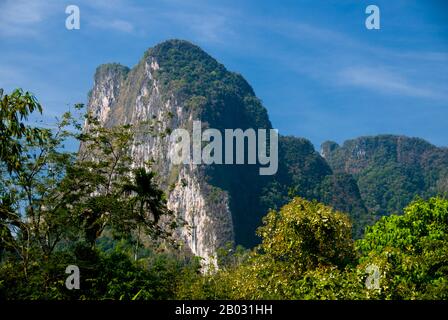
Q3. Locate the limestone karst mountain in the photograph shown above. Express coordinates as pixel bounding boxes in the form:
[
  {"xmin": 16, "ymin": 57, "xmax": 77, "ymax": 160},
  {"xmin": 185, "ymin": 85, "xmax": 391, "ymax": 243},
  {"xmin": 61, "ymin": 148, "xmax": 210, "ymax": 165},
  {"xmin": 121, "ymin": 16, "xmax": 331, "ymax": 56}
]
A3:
[{"xmin": 85, "ymin": 39, "xmax": 446, "ymax": 263}]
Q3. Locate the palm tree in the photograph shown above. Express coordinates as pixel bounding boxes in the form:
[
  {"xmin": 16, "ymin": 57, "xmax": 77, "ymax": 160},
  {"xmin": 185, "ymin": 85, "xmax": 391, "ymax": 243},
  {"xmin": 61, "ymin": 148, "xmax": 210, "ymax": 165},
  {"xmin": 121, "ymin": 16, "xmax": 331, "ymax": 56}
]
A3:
[{"xmin": 122, "ymin": 167, "xmax": 169, "ymax": 261}]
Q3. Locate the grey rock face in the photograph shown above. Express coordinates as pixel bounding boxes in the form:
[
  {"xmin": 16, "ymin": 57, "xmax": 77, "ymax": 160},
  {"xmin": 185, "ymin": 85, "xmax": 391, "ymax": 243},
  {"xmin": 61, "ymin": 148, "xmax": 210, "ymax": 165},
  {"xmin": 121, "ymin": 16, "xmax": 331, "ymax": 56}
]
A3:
[{"xmin": 86, "ymin": 43, "xmax": 242, "ymax": 266}]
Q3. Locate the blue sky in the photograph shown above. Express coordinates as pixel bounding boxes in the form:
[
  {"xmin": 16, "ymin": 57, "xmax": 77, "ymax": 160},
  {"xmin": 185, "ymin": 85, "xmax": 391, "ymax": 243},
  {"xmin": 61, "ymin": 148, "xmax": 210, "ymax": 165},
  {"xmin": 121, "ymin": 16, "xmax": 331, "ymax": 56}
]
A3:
[{"xmin": 1, "ymin": 0, "xmax": 447, "ymax": 148}]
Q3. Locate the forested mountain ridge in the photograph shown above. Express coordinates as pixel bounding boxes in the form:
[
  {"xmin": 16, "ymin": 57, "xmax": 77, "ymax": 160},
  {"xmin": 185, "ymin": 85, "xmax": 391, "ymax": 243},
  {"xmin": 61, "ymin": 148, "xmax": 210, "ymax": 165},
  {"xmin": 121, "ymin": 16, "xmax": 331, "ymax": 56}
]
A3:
[
  {"xmin": 262, "ymin": 136, "xmax": 370, "ymax": 238},
  {"xmin": 321, "ymin": 135, "xmax": 448, "ymax": 216}
]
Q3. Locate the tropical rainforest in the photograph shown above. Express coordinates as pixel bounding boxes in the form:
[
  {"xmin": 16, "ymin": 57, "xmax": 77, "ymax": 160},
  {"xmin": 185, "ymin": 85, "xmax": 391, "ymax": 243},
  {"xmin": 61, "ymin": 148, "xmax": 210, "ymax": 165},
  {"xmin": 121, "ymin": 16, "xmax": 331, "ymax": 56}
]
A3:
[{"xmin": 1, "ymin": 87, "xmax": 447, "ymax": 300}]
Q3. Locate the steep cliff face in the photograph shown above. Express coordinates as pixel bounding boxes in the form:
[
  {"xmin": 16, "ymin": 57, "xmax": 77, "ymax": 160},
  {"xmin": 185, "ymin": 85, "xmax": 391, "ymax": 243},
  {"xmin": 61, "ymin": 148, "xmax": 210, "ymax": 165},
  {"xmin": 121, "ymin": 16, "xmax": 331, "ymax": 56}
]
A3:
[
  {"xmin": 88, "ymin": 63, "xmax": 130, "ymax": 124},
  {"xmin": 86, "ymin": 40, "xmax": 271, "ymax": 264}
]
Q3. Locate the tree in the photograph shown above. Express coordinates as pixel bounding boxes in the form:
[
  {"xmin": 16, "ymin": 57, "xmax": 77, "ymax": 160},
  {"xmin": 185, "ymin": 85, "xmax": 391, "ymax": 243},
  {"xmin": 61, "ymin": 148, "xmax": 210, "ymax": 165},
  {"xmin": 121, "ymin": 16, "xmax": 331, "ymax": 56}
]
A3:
[
  {"xmin": 0, "ymin": 89, "xmax": 47, "ymax": 172},
  {"xmin": 223, "ymin": 197, "xmax": 356, "ymax": 299},
  {"xmin": 0, "ymin": 193, "xmax": 23, "ymax": 255},
  {"xmin": 122, "ymin": 167, "xmax": 175, "ymax": 260},
  {"xmin": 357, "ymin": 197, "xmax": 448, "ymax": 299},
  {"xmin": 258, "ymin": 197, "xmax": 356, "ymax": 269},
  {"xmin": 0, "ymin": 89, "xmax": 77, "ymax": 278},
  {"xmin": 73, "ymin": 112, "xmax": 179, "ymax": 249},
  {"xmin": 0, "ymin": 88, "xmax": 182, "ymax": 299}
]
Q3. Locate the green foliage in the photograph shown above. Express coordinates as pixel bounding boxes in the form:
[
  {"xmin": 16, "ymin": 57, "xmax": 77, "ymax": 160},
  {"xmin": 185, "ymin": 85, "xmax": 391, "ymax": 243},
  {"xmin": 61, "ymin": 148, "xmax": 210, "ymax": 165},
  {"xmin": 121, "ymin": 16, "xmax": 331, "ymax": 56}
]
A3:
[
  {"xmin": 292, "ymin": 266, "xmax": 365, "ymax": 299},
  {"xmin": 262, "ymin": 136, "xmax": 371, "ymax": 238},
  {"xmin": 357, "ymin": 197, "xmax": 448, "ymax": 299},
  {"xmin": 323, "ymin": 135, "xmax": 448, "ymax": 217},
  {"xmin": 213, "ymin": 198, "xmax": 357, "ymax": 299},
  {"xmin": 147, "ymin": 39, "xmax": 271, "ymax": 132},
  {"xmin": 0, "ymin": 241, "xmax": 198, "ymax": 300},
  {"xmin": 0, "ymin": 88, "xmax": 47, "ymax": 172},
  {"xmin": 0, "ymin": 88, "xmax": 186, "ymax": 300},
  {"xmin": 258, "ymin": 198, "xmax": 356, "ymax": 271},
  {"xmin": 195, "ymin": 197, "xmax": 448, "ymax": 300},
  {"xmin": 318, "ymin": 173, "xmax": 373, "ymax": 238},
  {"xmin": 2, "ymin": 85, "xmax": 448, "ymax": 301}
]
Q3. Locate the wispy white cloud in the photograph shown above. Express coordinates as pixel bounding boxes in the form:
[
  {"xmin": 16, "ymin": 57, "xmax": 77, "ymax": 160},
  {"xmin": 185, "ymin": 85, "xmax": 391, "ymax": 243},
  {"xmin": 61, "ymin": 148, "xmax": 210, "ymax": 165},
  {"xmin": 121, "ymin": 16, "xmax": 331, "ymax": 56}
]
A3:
[
  {"xmin": 82, "ymin": 0, "xmax": 138, "ymax": 34},
  {"xmin": 84, "ymin": 0, "xmax": 131, "ymax": 11},
  {"xmin": 338, "ymin": 66, "xmax": 444, "ymax": 100},
  {"xmin": 160, "ymin": 11, "xmax": 233, "ymax": 43},
  {"xmin": 242, "ymin": 16, "xmax": 448, "ymax": 102},
  {"xmin": 268, "ymin": 20, "xmax": 357, "ymax": 48},
  {"xmin": 0, "ymin": 0, "xmax": 56, "ymax": 37},
  {"xmin": 109, "ymin": 19, "xmax": 134, "ymax": 33},
  {"xmin": 0, "ymin": 65, "xmax": 27, "ymax": 88},
  {"xmin": 392, "ymin": 51, "xmax": 448, "ymax": 63}
]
